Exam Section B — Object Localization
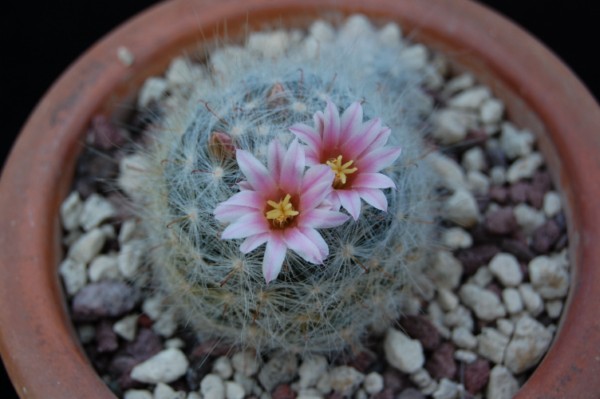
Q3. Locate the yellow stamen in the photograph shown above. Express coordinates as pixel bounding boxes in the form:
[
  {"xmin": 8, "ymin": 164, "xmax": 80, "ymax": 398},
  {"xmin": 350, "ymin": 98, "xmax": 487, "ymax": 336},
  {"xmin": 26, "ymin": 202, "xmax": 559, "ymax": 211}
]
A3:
[
  {"xmin": 326, "ymin": 155, "xmax": 358, "ymax": 188},
  {"xmin": 266, "ymin": 194, "xmax": 299, "ymax": 227}
]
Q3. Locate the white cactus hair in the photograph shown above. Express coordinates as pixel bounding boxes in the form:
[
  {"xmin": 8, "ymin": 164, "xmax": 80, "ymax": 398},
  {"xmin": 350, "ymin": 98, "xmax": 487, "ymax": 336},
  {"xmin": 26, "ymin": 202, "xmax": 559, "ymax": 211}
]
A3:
[{"xmin": 134, "ymin": 15, "xmax": 439, "ymax": 354}]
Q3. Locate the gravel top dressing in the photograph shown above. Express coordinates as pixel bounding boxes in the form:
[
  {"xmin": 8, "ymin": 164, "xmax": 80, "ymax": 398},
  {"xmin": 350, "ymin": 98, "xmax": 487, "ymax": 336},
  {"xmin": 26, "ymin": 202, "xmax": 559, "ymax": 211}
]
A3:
[{"xmin": 59, "ymin": 16, "xmax": 569, "ymax": 399}]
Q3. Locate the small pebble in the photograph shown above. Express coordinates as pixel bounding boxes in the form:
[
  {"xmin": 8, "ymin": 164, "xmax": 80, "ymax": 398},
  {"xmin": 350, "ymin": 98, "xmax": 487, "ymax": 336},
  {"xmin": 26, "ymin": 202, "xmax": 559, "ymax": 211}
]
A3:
[
  {"xmin": 454, "ymin": 350, "xmax": 478, "ymax": 364},
  {"xmin": 231, "ymin": 351, "xmax": 260, "ymax": 377},
  {"xmin": 480, "ymin": 98, "xmax": 504, "ymax": 124},
  {"xmin": 384, "ymin": 328, "xmax": 425, "ymax": 374},
  {"xmin": 68, "ymin": 228, "xmax": 106, "ymax": 264},
  {"xmin": 499, "ymin": 123, "xmax": 534, "ymax": 160},
  {"xmin": 400, "ymin": 315, "xmax": 441, "ymax": 350},
  {"xmin": 258, "ymin": 351, "xmax": 298, "ymax": 392},
  {"xmin": 432, "ymin": 378, "xmax": 459, "ymax": 399},
  {"xmin": 448, "ymin": 86, "xmax": 491, "ymax": 109},
  {"xmin": 485, "ymin": 207, "xmax": 518, "ymax": 235},
  {"xmin": 433, "ymin": 109, "xmax": 473, "ymax": 144},
  {"xmin": 488, "ymin": 252, "xmax": 523, "ymax": 287},
  {"xmin": 502, "ymin": 288, "xmax": 524, "ymax": 314},
  {"xmin": 201, "ymin": 374, "xmax": 226, "ymax": 399},
  {"xmin": 464, "ymin": 358, "xmax": 490, "ymax": 394},
  {"xmin": 531, "ymin": 220, "xmax": 561, "ymax": 253},
  {"xmin": 124, "ymin": 390, "xmax": 153, "ymax": 399},
  {"xmin": 425, "ymin": 342, "xmax": 456, "ymax": 380},
  {"xmin": 72, "ymin": 281, "xmax": 138, "ymax": 321},
  {"xmin": 60, "ymin": 192, "xmax": 83, "ymax": 231},
  {"xmin": 506, "ymin": 152, "xmax": 543, "ymax": 183},
  {"xmin": 298, "ymin": 355, "xmax": 328, "ymax": 389},
  {"xmin": 442, "ymin": 227, "xmax": 473, "ymax": 249},
  {"xmin": 543, "ymin": 191, "xmax": 562, "ymax": 217},
  {"xmin": 452, "ymin": 327, "xmax": 477, "ymax": 350},
  {"xmin": 59, "ymin": 258, "xmax": 87, "ymax": 295},
  {"xmin": 459, "ymin": 284, "xmax": 506, "ymax": 321},
  {"xmin": 88, "ymin": 254, "xmax": 120, "ymax": 282},
  {"xmin": 328, "ymin": 366, "xmax": 365, "ymax": 397},
  {"xmin": 363, "ymin": 372, "xmax": 384, "ymax": 395},
  {"xmin": 225, "ymin": 381, "xmax": 246, "ymax": 399},
  {"xmin": 486, "ymin": 365, "xmax": 518, "ymax": 399},
  {"xmin": 79, "ymin": 193, "xmax": 117, "ymax": 231},
  {"xmin": 154, "ymin": 383, "xmax": 185, "ymax": 399},
  {"xmin": 477, "ymin": 328, "xmax": 509, "ymax": 364},
  {"xmin": 528, "ymin": 255, "xmax": 569, "ymax": 299},
  {"xmin": 130, "ymin": 348, "xmax": 189, "ymax": 384},
  {"xmin": 504, "ymin": 316, "xmax": 553, "ymax": 374},
  {"xmin": 545, "ymin": 300, "xmax": 564, "ymax": 319},
  {"xmin": 113, "ymin": 314, "xmax": 138, "ymax": 341},
  {"xmin": 518, "ymin": 284, "xmax": 544, "ymax": 316},
  {"xmin": 443, "ymin": 189, "xmax": 480, "ymax": 227}
]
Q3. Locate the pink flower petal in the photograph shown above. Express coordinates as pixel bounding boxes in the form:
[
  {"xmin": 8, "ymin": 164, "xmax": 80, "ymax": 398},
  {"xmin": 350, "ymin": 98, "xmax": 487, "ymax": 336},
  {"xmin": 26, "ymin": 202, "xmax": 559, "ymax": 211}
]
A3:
[
  {"xmin": 364, "ymin": 127, "xmax": 392, "ymax": 153},
  {"xmin": 352, "ymin": 173, "xmax": 396, "ymax": 189},
  {"xmin": 289, "ymin": 123, "xmax": 320, "ymax": 150},
  {"xmin": 300, "ymin": 208, "xmax": 349, "ymax": 229},
  {"xmin": 340, "ymin": 102, "xmax": 363, "ymax": 137},
  {"xmin": 300, "ymin": 165, "xmax": 334, "ymax": 210},
  {"xmin": 213, "ymin": 204, "xmax": 257, "ymax": 223},
  {"xmin": 263, "ymin": 235, "xmax": 287, "ymax": 283},
  {"xmin": 267, "ymin": 139, "xmax": 286, "ymax": 183},
  {"xmin": 283, "ymin": 227, "xmax": 323, "ymax": 264},
  {"xmin": 279, "ymin": 139, "xmax": 305, "ymax": 194},
  {"xmin": 222, "ymin": 212, "xmax": 270, "ymax": 239},
  {"xmin": 344, "ymin": 118, "xmax": 382, "ymax": 160},
  {"xmin": 299, "ymin": 227, "xmax": 329, "ymax": 260},
  {"xmin": 358, "ymin": 146, "xmax": 402, "ymax": 173},
  {"xmin": 322, "ymin": 100, "xmax": 341, "ymax": 149},
  {"xmin": 240, "ymin": 233, "xmax": 270, "ymax": 253},
  {"xmin": 236, "ymin": 149, "xmax": 276, "ymax": 193},
  {"xmin": 337, "ymin": 189, "xmax": 362, "ymax": 220},
  {"xmin": 356, "ymin": 188, "xmax": 388, "ymax": 211},
  {"xmin": 216, "ymin": 190, "xmax": 264, "ymax": 209}
]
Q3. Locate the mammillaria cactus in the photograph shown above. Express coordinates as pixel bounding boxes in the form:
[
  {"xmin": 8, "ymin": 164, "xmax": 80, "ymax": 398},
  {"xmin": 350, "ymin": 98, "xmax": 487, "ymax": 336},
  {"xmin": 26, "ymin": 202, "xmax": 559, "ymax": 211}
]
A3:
[{"xmin": 133, "ymin": 16, "xmax": 439, "ymax": 353}]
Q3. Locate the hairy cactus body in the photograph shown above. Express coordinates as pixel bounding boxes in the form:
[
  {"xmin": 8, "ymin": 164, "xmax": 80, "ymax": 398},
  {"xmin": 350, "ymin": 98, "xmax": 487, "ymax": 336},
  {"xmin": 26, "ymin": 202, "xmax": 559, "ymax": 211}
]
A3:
[{"xmin": 135, "ymin": 16, "xmax": 438, "ymax": 353}]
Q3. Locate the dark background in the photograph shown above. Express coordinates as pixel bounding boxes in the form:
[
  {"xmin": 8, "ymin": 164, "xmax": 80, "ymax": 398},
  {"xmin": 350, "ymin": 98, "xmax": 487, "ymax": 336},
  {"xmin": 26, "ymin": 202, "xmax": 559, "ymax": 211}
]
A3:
[{"xmin": 0, "ymin": 1, "xmax": 597, "ymax": 397}]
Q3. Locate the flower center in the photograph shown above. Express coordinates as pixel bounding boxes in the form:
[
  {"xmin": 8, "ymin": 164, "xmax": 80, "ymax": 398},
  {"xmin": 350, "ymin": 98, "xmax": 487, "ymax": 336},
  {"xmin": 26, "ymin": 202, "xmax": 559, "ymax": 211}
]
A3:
[
  {"xmin": 266, "ymin": 193, "xmax": 299, "ymax": 228},
  {"xmin": 326, "ymin": 155, "xmax": 358, "ymax": 188}
]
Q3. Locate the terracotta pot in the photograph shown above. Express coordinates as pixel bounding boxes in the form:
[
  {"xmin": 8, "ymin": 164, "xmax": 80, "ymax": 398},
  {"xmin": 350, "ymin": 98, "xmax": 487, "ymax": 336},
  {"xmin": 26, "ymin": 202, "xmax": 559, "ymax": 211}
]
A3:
[{"xmin": 1, "ymin": 0, "xmax": 599, "ymax": 398}]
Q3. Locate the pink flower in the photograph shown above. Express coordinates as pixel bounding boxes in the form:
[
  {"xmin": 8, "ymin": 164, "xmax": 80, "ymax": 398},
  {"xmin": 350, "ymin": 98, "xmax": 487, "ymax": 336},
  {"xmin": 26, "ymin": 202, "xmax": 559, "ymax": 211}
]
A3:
[
  {"xmin": 290, "ymin": 101, "xmax": 402, "ymax": 220},
  {"xmin": 214, "ymin": 139, "xmax": 349, "ymax": 283}
]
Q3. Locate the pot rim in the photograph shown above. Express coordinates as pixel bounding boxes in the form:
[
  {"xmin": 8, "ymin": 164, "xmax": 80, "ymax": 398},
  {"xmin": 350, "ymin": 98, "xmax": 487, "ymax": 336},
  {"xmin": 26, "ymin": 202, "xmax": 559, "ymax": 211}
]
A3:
[{"xmin": 1, "ymin": 1, "xmax": 599, "ymax": 398}]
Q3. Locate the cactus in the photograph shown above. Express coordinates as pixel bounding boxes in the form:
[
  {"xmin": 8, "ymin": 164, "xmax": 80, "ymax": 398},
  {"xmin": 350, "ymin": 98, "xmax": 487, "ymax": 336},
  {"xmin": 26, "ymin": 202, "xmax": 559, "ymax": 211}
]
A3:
[{"xmin": 133, "ymin": 16, "xmax": 439, "ymax": 354}]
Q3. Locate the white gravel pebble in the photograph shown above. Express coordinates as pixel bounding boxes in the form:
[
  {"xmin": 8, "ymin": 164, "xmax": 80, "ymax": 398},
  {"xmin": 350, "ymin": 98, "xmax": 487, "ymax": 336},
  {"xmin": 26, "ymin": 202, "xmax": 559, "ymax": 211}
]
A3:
[
  {"xmin": 328, "ymin": 366, "xmax": 365, "ymax": 397},
  {"xmin": 118, "ymin": 219, "xmax": 138, "ymax": 244},
  {"xmin": 489, "ymin": 253, "xmax": 523, "ymax": 287},
  {"xmin": 225, "ymin": 381, "xmax": 245, "ymax": 399},
  {"xmin": 166, "ymin": 57, "xmax": 203, "ymax": 86},
  {"xmin": 78, "ymin": 324, "xmax": 96, "ymax": 344},
  {"xmin": 399, "ymin": 44, "xmax": 429, "ymax": 70},
  {"xmin": 231, "ymin": 351, "xmax": 260, "ymax": 377},
  {"xmin": 433, "ymin": 109, "xmax": 473, "ymax": 144},
  {"xmin": 384, "ymin": 328, "xmax": 425, "ymax": 373},
  {"xmin": 118, "ymin": 154, "xmax": 151, "ymax": 201},
  {"xmin": 59, "ymin": 258, "xmax": 87, "ymax": 295},
  {"xmin": 443, "ymin": 73, "xmax": 475, "ymax": 96},
  {"xmin": 442, "ymin": 227, "xmax": 473, "ymax": 249},
  {"xmin": 499, "ymin": 122, "xmax": 534, "ymax": 159},
  {"xmin": 124, "ymin": 389, "xmax": 153, "ymax": 399},
  {"xmin": 506, "ymin": 152, "xmax": 543, "ymax": 183},
  {"xmin": 513, "ymin": 204, "xmax": 546, "ymax": 235},
  {"xmin": 490, "ymin": 165, "xmax": 507, "ymax": 185},
  {"xmin": 477, "ymin": 327, "xmax": 509, "ymax": 364},
  {"xmin": 469, "ymin": 266, "xmax": 494, "ymax": 287},
  {"xmin": 201, "ymin": 374, "xmax": 225, "ymax": 399},
  {"xmin": 487, "ymin": 365, "xmax": 519, "ymax": 399},
  {"xmin": 480, "ymin": 98, "xmax": 505, "ymax": 124},
  {"xmin": 426, "ymin": 152, "xmax": 466, "ymax": 190},
  {"xmin": 68, "ymin": 228, "xmax": 106, "ymax": 264},
  {"xmin": 410, "ymin": 368, "xmax": 438, "ymax": 395},
  {"xmin": 466, "ymin": 170, "xmax": 490, "ymax": 195},
  {"xmin": 258, "ymin": 351, "xmax": 298, "ymax": 392},
  {"xmin": 545, "ymin": 300, "xmax": 564, "ymax": 319},
  {"xmin": 213, "ymin": 356, "xmax": 234, "ymax": 380},
  {"xmin": 437, "ymin": 288, "xmax": 459, "ymax": 311},
  {"xmin": 429, "ymin": 251, "xmax": 463, "ymax": 289},
  {"xmin": 452, "ymin": 327, "xmax": 477, "ymax": 349},
  {"xmin": 88, "ymin": 254, "xmax": 120, "ymax": 282},
  {"xmin": 118, "ymin": 240, "xmax": 145, "ymax": 279},
  {"xmin": 459, "ymin": 284, "xmax": 506, "ymax": 321},
  {"xmin": 363, "ymin": 372, "xmax": 384, "ymax": 395},
  {"xmin": 187, "ymin": 393, "xmax": 201, "ymax": 399},
  {"xmin": 154, "ymin": 383, "xmax": 185, "ymax": 399},
  {"xmin": 298, "ymin": 355, "xmax": 328, "ymax": 389},
  {"xmin": 297, "ymin": 388, "xmax": 324, "ymax": 399},
  {"xmin": 60, "ymin": 192, "xmax": 83, "ymax": 231},
  {"xmin": 454, "ymin": 349, "xmax": 478, "ymax": 363},
  {"xmin": 502, "ymin": 288, "xmax": 524, "ymax": 314},
  {"xmin": 496, "ymin": 319, "xmax": 515, "ymax": 337},
  {"xmin": 432, "ymin": 378, "xmax": 459, "ymax": 399},
  {"xmin": 443, "ymin": 188, "xmax": 480, "ymax": 227},
  {"xmin": 113, "ymin": 314, "xmax": 138, "ymax": 341},
  {"xmin": 444, "ymin": 305, "xmax": 474, "ymax": 332},
  {"xmin": 130, "ymin": 348, "xmax": 189, "ymax": 384},
  {"xmin": 448, "ymin": 86, "xmax": 491, "ymax": 109},
  {"xmin": 529, "ymin": 255, "xmax": 570, "ymax": 299},
  {"xmin": 504, "ymin": 316, "xmax": 553, "ymax": 374},
  {"xmin": 142, "ymin": 295, "xmax": 165, "ymax": 321},
  {"xmin": 79, "ymin": 193, "xmax": 117, "ymax": 231},
  {"xmin": 518, "ymin": 284, "xmax": 544, "ymax": 316},
  {"xmin": 152, "ymin": 309, "xmax": 178, "ymax": 338},
  {"xmin": 165, "ymin": 338, "xmax": 185, "ymax": 349},
  {"xmin": 137, "ymin": 77, "xmax": 168, "ymax": 108},
  {"xmin": 543, "ymin": 191, "xmax": 562, "ymax": 217}
]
